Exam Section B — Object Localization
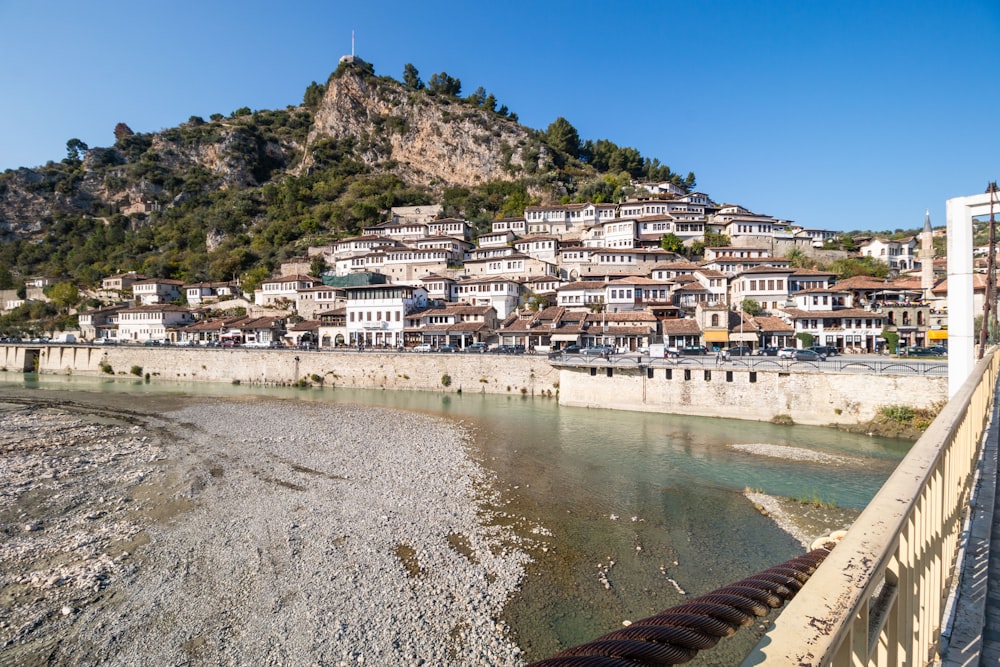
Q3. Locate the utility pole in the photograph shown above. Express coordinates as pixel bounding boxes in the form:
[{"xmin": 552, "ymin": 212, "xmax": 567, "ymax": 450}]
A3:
[{"xmin": 979, "ymin": 182, "xmax": 999, "ymax": 359}]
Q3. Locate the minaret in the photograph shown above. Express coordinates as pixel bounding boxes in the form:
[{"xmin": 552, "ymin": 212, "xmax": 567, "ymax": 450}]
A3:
[{"xmin": 920, "ymin": 209, "xmax": 934, "ymax": 300}]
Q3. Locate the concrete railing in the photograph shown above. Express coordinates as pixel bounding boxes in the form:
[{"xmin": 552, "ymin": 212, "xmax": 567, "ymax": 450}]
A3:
[{"xmin": 742, "ymin": 349, "xmax": 998, "ymax": 666}]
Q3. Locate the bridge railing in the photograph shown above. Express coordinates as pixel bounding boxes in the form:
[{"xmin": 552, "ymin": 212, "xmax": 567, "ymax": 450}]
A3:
[{"xmin": 742, "ymin": 349, "xmax": 998, "ymax": 666}]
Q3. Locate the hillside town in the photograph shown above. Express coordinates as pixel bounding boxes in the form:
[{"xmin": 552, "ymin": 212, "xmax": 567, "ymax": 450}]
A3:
[{"xmin": 1, "ymin": 185, "xmax": 955, "ymax": 355}]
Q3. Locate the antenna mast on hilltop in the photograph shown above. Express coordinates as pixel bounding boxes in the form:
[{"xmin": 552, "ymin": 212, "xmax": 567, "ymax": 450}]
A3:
[{"xmin": 352, "ymin": 30, "xmax": 355, "ymax": 58}]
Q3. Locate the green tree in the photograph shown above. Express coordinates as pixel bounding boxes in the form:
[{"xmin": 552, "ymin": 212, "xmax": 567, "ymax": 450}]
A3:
[
  {"xmin": 240, "ymin": 266, "xmax": 271, "ymax": 295},
  {"xmin": 660, "ymin": 232, "xmax": 684, "ymax": 253},
  {"xmin": 467, "ymin": 86, "xmax": 487, "ymax": 107},
  {"xmin": 741, "ymin": 299, "xmax": 763, "ymax": 317},
  {"xmin": 402, "ymin": 63, "xmax": 424, "ymax": 90},
  {"xmin": 829, "ymin": 256, "xmax": 889, "ymax": 280},
  {"xmin": 786, "ymin": 247, "xmax": 808, "ymax": 268},
  {"xmin": 303, "ymin": 81, "xmax": 326, "ymax": 109},
  {"xmin": 47, "ymin": 281, "xmax": 80, "ymax": 313},
  {"xmin": 428, "ymin": 72, "xmax": 461, "ymax": 97},
  {"xmin": 881, "ymin": 330, "xmax": 900, "ymax": 355},
  {"xmin": 65, "ymin": 138, "xmax": 88, "ymax": 162},
  {"xmin": 0, "ymin": 266, "xmax": 15, "ymax": 290},
  {"xmin": 310, "ymin": 255, "xmax": 328, "ymax": 277},
  {"xmin": 704, "ymin": 230, "xmax": 730, "ymax": 247},
  {"xmin": 544, "ymin": 117, "xmax": 580, "ymax": 158},
  {"xmin": 795, "ymin": 331, "xmax": 815, "ymax": 348}
]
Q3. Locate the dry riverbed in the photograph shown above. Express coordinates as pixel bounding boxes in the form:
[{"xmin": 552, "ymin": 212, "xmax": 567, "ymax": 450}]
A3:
[{"xmin": 0, "ymin": 390, "xmax": 532, "ymax": 666}]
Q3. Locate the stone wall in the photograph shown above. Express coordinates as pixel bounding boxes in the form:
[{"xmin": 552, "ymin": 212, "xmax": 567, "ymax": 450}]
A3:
[
  {"xmin": 2, "ymin": 345, "xmax": 560, "ymax": 397},
  {"xmin": 0, "ymin": 345, "xmax": 947, "ymax": 425},
  {"xmin": 556, "ymin": 362, "xmax": 947, "ymax": 426}
]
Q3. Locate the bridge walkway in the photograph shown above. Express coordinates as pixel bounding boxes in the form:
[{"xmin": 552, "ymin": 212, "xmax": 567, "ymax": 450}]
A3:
[{"xmin": 942, "ymin": 374, "xmax": 1000, "ymax": 666}]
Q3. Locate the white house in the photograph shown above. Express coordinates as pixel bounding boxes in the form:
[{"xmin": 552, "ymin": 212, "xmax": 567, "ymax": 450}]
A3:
[
  {"xmin": 730, "ymin": 266, "xmax": 796, "ymax": 313},
  {"xmin": 455, "ymin": 277, "xmax": 522, "ymax": 319},
  {"xmin": 781, "ymin": 288, "xmax": 886, "ymax": 353},
  {"xmin": 860, "ymin": 237, "xmax": 918, "ymax": 271},
  {"xmin": 255, "ymin": 275, "xmax": 318, "ymax": 308},
  {"xmin": 345, "ymin": 283, "xmax": 428, "ymax": 348},
  {"xmin": 132, "ymin": 278, "xmax": 183, "ymax": 305},
  {"xmin": 555, "ymin": 280, "xmax": 607, "ymax": 310},
  {"xmin": 117, "ymin": 304, "xmax": 195, "ymax": 342}
]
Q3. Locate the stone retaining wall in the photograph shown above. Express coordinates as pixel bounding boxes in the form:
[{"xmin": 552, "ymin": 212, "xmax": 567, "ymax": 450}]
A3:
[
  {"xmin": 0, "ymin": 345, "xmax": 947, "ymax": 425},
  {"xmin": 556, "ymin": 362, "xmax": 947, "ymax": 426}
]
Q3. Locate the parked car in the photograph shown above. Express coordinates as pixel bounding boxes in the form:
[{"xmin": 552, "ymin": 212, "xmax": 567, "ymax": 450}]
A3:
[
  {"xmin": 929, "ymin": 345, "xmax": 947, "ymax": 355},
  {"xmin": 792, "ymin": 348, "xmax": 826, "ymax": 361},
  {"xmin": 905, "ymin": 346, "xmax": 944, "ymax": 357},
  {"xmin": 559, "ymin": 344, "xmax": 583, "ymax": 354},
  {"xmin": 466, "ymin": 342, "xmax": 489, "ymax": 353},
  {"xmin": 810, "ymin": 345, "xmax": 838, "ymax": 357},
  {"xmin": 725, "ymin": 346, "xmax": 753, "ymax": 356},
  {"xmin": 758, "ymin": 346, "xmax": 779, "ymax": 356},
  {"xmin": 580, "ymin": 346, "xmax": 614, "ymax": 357},
  {"xmin": 437, "ymin": 344, "xmax": 457, "ymax": 353},
  {"xmin": 777, "ymin": 347, "xmax": 797, "ymax": 359},
  {"xmin": 412, "ymin": 343, "xmax": 434, "ymax": 352},
  {"xmin": 680, "ymin": 345, "xmax": 708, "ymax": 356}
]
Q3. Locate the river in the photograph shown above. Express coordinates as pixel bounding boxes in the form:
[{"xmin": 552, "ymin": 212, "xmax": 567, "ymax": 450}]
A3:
[{"xmin": 2, "ymin": 373, "xmax": 911, "ymax": 665}]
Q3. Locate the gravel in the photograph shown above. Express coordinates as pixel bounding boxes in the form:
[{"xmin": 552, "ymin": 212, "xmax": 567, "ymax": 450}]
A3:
[{"xmin": 0, "ymin": 395, "xmax": 531, "ymax": 666}]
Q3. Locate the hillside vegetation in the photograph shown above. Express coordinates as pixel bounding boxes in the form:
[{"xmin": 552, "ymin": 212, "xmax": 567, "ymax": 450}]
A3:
[{"xmin": 0, "ymin": 59, "xmax": 693, "ymax": 292}]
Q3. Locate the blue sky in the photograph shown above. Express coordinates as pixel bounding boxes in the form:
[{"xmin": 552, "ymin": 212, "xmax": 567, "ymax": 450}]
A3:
[{"xmin": 1, "ymin": 1, "xmax": 997, "ymax": 233}]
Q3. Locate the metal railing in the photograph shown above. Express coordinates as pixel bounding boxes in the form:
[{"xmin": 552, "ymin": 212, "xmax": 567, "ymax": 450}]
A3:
[
  {"xmin": 550, "ymin": 353, "xmax": 949, "ymax": 377},
  {"xmin": 741, "ymin": 349, "xmax": 999, "ymax": 666}
]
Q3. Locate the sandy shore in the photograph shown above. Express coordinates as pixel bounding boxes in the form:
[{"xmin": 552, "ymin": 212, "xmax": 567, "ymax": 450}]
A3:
[{"xmin": 0, "ymin": 391, "xmax": 531, "ymax": 666}]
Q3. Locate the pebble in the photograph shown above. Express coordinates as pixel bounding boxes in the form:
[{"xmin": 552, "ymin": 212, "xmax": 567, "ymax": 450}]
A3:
[{"xmin": 1, "ymin": 396, "xmax": 531, "ymax": 666}]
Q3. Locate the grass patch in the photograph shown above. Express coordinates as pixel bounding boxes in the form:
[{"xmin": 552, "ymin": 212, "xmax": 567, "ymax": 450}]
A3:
[{"xmin": 788, "ymin": 491, "xmax": 839, "ymax": 510}]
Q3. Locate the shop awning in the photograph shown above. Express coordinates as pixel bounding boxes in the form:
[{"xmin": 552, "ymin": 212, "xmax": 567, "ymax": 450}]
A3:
[
  {"xmin": 703, "ymin": 330, "xmax": 729, "ymax": 343},
  {"xmin": 927, "ymin": 329, "xmax": 948, "ymax": 340}
]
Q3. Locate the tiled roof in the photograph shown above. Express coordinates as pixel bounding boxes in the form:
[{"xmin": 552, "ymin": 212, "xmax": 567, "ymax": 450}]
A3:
[{"xmin": 661, "ymin": 319, "xmax": 703, "ymax": 335}]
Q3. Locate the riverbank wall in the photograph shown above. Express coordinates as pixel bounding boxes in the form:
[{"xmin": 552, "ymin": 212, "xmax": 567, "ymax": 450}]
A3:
[
  {"xmin": 1, "ymin": 344, "xmax": 560, "ymax": 397},
  {"xmin": 555, "ymin": 362, "xmax": 947, "ymax": 426},
  {"xmin": 0, "ymin": 345, "xmax": 947, "ymax": 426}
]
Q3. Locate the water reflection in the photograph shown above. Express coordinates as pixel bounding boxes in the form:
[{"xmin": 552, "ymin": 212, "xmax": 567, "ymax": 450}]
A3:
[{"xmin": 2, "ymin": 373, "xmax": 909, "ymax": 663}]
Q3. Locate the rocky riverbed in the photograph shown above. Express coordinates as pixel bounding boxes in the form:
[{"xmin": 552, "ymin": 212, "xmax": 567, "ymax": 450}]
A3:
[{"xmin": 0, "ymin": 391, "xmax": 532, "ymax": 666}]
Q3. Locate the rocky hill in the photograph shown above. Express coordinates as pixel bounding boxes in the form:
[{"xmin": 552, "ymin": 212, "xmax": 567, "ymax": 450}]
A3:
[{"xmin": 0, "ymin": 59, "xmax": 689, "ymax": 290}]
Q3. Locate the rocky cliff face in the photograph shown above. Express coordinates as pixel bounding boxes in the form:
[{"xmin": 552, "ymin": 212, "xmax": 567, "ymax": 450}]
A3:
[{"xmin": 305, "ymin": 70, "xmax": 545, "ymax": 189}]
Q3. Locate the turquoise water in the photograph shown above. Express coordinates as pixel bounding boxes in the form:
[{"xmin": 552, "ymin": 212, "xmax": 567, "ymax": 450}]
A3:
[{"xmin": 2, "ymin": 373, "xmax": 911, "ymax": 664}]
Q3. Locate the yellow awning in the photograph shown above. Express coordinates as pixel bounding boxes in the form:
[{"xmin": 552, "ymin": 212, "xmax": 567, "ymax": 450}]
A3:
[
  {"xmin": 927, "ymin": 329, "xmax": 948, "ymax": 340},
  {"xmin": 703, "ymin": 330, "xmax": 730, "ymax": 343}
]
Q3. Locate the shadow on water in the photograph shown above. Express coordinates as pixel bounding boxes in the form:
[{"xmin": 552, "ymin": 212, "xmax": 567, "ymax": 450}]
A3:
[{"xmin": 0, "ymin": 373, "xmax": 912, "ymax": 664}]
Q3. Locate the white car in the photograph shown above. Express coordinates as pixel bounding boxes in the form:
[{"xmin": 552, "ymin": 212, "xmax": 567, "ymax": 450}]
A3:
[
  {"xmin": 412, "ymin": 343, "xmax": 434, "ymax": 352},
  {"xmin": 777, "ymin": 347, "xmax": 797, "ymax": 359}
]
